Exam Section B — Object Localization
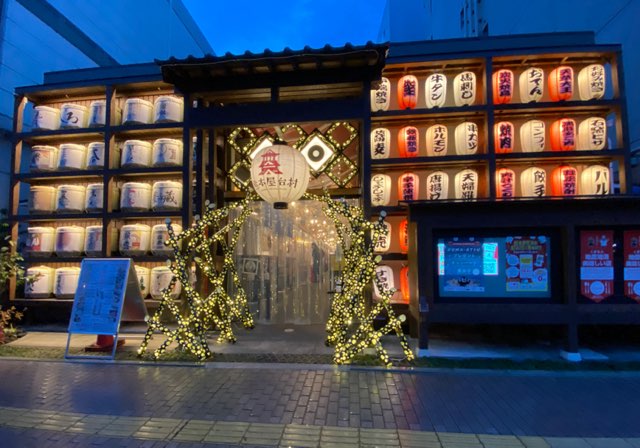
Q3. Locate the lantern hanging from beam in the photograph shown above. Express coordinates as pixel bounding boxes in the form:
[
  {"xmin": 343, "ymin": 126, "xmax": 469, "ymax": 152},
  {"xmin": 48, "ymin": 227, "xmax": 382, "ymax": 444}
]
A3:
[
  {"xmin": 370, "ymin": 77, "xmax": 391, "ymax": 112},
  {"xmin": 250, "ymin": 144, "xmax": 310, "ymax": 209},
  {"xmin": 398, "ymin": 125, "xmax": 420, "ymax": 157},
  {"xmin": 492, "ymin": 69, "xmax": 514, "ymax": 104},
  {"xmin": 520, "ymin": 119, "xmax": 546, "ymax": 153},
  {"xmin": 426, "ymin": 171, "xmax": 449, "ymax": 200},
  {"xmin": 551, "ymin": 165, "xmax": 578, "ymax": 196},
  {"xmin": 398, "ymin": 172, "xmax": 420, "ymax": 201},
  {"xmin": 453, "ymin": 71, "xmax": 476, "ymax": 106},
  {"xmin": 521, "ymin": 166, "xmax": 546, "ymax": 198},
  {"xmin": 373, "ymin": 221, "xmax": 392, "ymax": 253},
  {"xmin": 494, "ymin": 121, "xmax": 514, "ymax": 153},
  {"xmin": 550, "ymin": 118, "xmax": 576, "ymax": 151},
  {"xmin": 370, "ymin": 128, "xmax": 391, "ymax": 159},
  {"xmin": 397, "ymin": 75, "xmax": 418, "ymax": 109},
  {"xmin": 578, "ymin": 64, "xmax": 606, "ymax": 101},
  {"xmin": 373, "ymin": 265, "xmax": 395, "ymax": 300},
  {"xmin": 454, "ymin": 122, "xmax": 479, "ymax": 155},
  {"xmin": 370, "ymin": 174, "xmax": 391, "ymax": 206},
  {"xmin": 549, "ymin": 66, "xmax": 574, "ymax": 101},
  {"xmin": 425, "ymin": 73, "xmax": 447, "ymax": 108},
  {"xmin": 454, "ymin": 168, "xmax": 478, "ymax": 200},
  {"xmin": 399, "ymin": 219, "xmax": 409, "ymax": 253},
  {"xmin": 519, "ymin": 67, "xmax": 544, "ymax": 103},
  {"xmin": 400, "ymin": 266, "xmax": 410, "ymax": 304},
  {"xmin": 578, "ymin": 117, "xmax": 606, "ymax": 151},
  {"xmin": 581, "ymin": 165, "xmax": 610, "ymax": 195},
  {"xmin": 426, "ymin": 124, "xmax": 448, "ymax": 156},
  {"xmin": 496, "ymin": 167, "xmax": 516, "ymax": 198}
]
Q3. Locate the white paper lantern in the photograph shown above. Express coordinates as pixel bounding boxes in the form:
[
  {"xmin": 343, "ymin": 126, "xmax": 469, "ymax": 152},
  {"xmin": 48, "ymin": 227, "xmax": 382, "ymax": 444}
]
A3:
[
  {"xmin": 373, "ymin": 265, "xmax": 395, "ymax": 299},
  {"xmin": 250, "ymin": 144, "xmax": 310, "ymax": 209},
  {"xmin": 496, "ymin": 168, "xmax": 516, "ymax": 198},
  {"xmin": 454, "ymin": 122, "xmax": 478, "ymax": 155},
  {"xmin": 426, "ymin": 124, "xmax": 448, "ymax": 156},
  {"xmin": 370, "ymin": 128, "xmax": 391, "ymax": 159},
  {"xmin": 453, "ymin": 71, "xmax": 476, "ymax": 106},
  {"xmin": 578, "ymin": 64, "xmax": 606, "ymax": 101},
  {"xmin": 520, "ymin": 120, "xmax": 546, "ymax": 153},
  {"xmin": 425, "ymin": 73, "xmax": 447, "ymax": 108},
  {"xmin": 519, "ymin": 67, "xmax": 544, "ymax": 103},
  {"xmin": 370, "ymin": 174, "xmax": 391, "ymax": 206},
  {"xmin": 373, "ymin": 221, "xmax": 392, "ymax": 253},
  {"xmin": 370, "ymin": 77, "xmax": 391, "ymax": 112},
  {"xmin": 578, "ymin": 117, "xmax": 606, "ymax": 151},
  {"xmin": 581, "ymin": 165, "xmax": 610, "ymax": 195},
  {"xmin": 398, "ymin": 172, "xmax": 419, "ymax": 201},
  {"xmin": 426, "ymin": 171, "xmax": 449, "ymax": 200},
  {"xmin": 521, "ymin": 166, "xmax": 546, "ymax": 198},
  {"xmin": 454, "ymin": 169, "xmax": 478, "ymax": 200}
]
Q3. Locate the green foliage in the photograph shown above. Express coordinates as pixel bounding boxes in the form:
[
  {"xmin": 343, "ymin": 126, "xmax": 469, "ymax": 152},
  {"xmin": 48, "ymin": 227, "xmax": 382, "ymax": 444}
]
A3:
[{"xmin": 0, "ymin": 213, "xmax": 26, "ymax": 295}]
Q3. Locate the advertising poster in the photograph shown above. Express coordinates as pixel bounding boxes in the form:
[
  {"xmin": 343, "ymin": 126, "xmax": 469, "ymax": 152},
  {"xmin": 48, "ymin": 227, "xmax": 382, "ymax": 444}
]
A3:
[
  {"xmin": 505, "ymin": 236, "xmax": 549, "ymax": 292},
  {"xmin": 623, "ymin": 231, "xmax": 640, "ymax": 303},
  {"xmin": 441, "ymin": 238, "xmax": 485, "ymax": 292},
  {"xmin": 580, "ymin": 230, "xmax": 614, "ymax": 303}
]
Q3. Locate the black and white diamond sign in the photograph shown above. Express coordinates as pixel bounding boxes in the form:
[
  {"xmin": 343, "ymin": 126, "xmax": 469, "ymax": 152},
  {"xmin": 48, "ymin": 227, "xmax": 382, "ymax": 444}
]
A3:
[{"xmin": 300, "ymin": 135, "xmax": 334, "ymax": 172}]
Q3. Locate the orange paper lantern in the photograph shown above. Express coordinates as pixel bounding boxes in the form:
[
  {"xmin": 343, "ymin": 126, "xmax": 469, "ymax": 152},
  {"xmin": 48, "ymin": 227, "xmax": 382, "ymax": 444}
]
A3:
[
  {"xmin": 399, "ymin": 219, "xmax": 409, "ymax": 253},
  {"xmin": 398, "ymin": 126, "xmax": 420, "ymax": 158},
  {"xmin": 496, "ymin": 168, "xmax": 516, "ymax": 198},
  {"xmin": 549, "ymin": 66, "xmax": 574, "ymax": 101},
  {"xmin": 492, "ymin": 69, "xmax": 514, "ymax": 104},
  {"xmin": 398, "ymin": 172, "xmax": 419, "ymax": 201},
  {"xmin": 494, "ymin": 121, "xmax": 514, "ymax": 153},
  {"xmin": 551, "ymin": 165, "xmax": 578, "ymax": 196},
  {"xmin": 550, "ymin": 118, "xmax": 576, "ymax": 151},
  {"xmin": 397, "ymin": 75, "xmax": 418, "ymax": 109},
  {"xmin": 399, "ymin": 266, "xmax": 410, "ymax": 304}
]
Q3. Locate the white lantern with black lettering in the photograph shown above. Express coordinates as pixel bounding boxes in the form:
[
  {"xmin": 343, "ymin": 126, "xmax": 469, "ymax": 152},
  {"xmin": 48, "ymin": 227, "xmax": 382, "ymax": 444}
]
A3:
[
  {"xmin": 578, "ymin": 64, "xmax": 606, "ymax": 101},
  {"xmin": 426, "ymin": 171, "xmax": 449, "ymax": 200},
  {"xmin": 520, "ymin": 120, "xmax": 546, "ymax": 153},
  {"xmin": 373, "ymin": 265, "xmax": 395, "ymax": 299},
  {"xmin": 578, "ymin": 117, "xmax": 606, "ymax": 151},
  {"xmin": 250, "ymin": 144, "xmax": 310, "ymax": 209},
  {"xmin": 519, "ymin": 67, "xmax": 544, "ymax": 103},
  {"xmin": 370, "ymin": 174, "xmax": 391, "ymax": 206},
  {"xmin": 521, "ymin": 166, "xmax": 547, "ymax": 198},
  {"xmin": 426, "ymin": 124, "xmax": 448, "ymax": 157},
  {"xmin": 300, "ymin": 132, "xmax": 334, "ymax": 172},
  {"xmin": 496, "ymin": 168, "xmax": 516, "ymax": 198},
  {"xmin": 581, "ymin": 165, "xmax": 610, "ymax": 195},
  {"xmin": 425, "ymin": 73, "xmax": 447, "ymax": 108},
  {"xmin": 373, "ymin": 221, "xmax": 392, "ymax": 253},
  {"xmin": 370, "ymin": 128, "xmax": 391, "ymax": 159},
  {"xmin": 453, "ymin": 71, "xmax": 476, "ymax": 106},
  {"xmin": 454, "ymin": 168, "xmax": 478, "ymax": 201},
  {"xmin": 371, "ymin": 77, "xmax": 391, "ymax": 112},
  {"xmin": 454, "ymin": 122, "xmax": 479, "ymax": 155}
]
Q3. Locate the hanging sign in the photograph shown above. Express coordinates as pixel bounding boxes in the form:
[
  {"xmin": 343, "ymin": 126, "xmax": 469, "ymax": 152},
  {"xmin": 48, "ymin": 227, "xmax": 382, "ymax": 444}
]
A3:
[
  {"xmin": 453, "ymin": 71, "xmax": 476, "ymax": 106},
  {"xmin": 425, "ymin": 73, "xmax": 447, "ymax": 108},
  {"xmin": 426, "ymin": 171, "xmax": 449, "ymax": 200},
  {"xmin": 519, "ymin": 67, "xmax": 544, "ymax": 102},
  {"xmin": 505, "ymin": 236, "xmax": 549, "ymax": 292},
  {"xmin": 370, "ymin": 77, "xmax": 391, "ymax": 112},
  {"xmin": 370, "ymin": 128, "xmax": 391, "ymax": 159},
  {"xmin": 580, "ymin": 230, "xmax": 614, "ymax": 302},
  {"xmin": 624, "ymin": 231, "xmax": 640, "ymax": 303},
  {"xmin": 578, "ymin": 117, "xmax": 606, "ymax": 151},
  {"xmin": 578, "ymin": 64, "xmax": 606, "ymax": 101},
  {"xmin": 426, "ymin": 124, "xmax": 448, "ymax": 156},
  {"xmin": 454, "ymin": 122, "xmax": 478, "ymax": 155}
]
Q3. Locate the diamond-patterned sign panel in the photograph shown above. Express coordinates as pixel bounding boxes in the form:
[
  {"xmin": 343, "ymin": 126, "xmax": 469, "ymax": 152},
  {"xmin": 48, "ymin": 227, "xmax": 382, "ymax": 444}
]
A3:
[
  {"xmin": 326, "ymin": 155, "xmax": 357, "ymax": 188},
  {"xmin": 228, "ymin": 127, "xmax": 257, "ymax": 155},
  {"xmin": 300, "ymin": 131, "xmax": 335, "ymax": 173},
  {"xmin": 249, "ymin": 133, "xmax": 275, "ymax": 160},
  {"xmin": 326, "ymin": 122, "xmax": 357, "ymax": 150}
]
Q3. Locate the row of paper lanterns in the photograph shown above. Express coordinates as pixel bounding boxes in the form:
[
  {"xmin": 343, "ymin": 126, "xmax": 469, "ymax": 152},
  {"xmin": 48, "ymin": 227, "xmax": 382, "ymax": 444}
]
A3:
[
  {"xmin": 371, "ymin": 64, "xmax": 605, "ymax": 111},
  {"xmin": 371, "ymin": 164, "xmax": 609, "ymax": 204},
  {"xmin": 373, "ymin": 264, "xmax": 409, "ymax": 303}
]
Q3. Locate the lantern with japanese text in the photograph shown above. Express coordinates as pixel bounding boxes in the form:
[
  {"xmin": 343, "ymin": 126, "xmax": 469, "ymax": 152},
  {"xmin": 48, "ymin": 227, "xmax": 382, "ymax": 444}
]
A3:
[
  {"xmin": 398, "ymin": 172, "xmax": 419, "ymax": 201},
  {"xmin": 250, "ymin": 144, "xmax": 310, "ymax": 209},
  {"xmin": 454, "ymin": 122, "xmax": 479, "ymax": 155},
  {"xmin": 426, "ymin": 171, "xmax": 449, "ymax": 200},
  {"xmin": 373, "ymin": 221, "xmax": 392, "ymax": 253},
  {"xmin": 551, "ymin": 165, "xmax": 578, "ymax": 196},
  {"xmin": 425, "ymin": 73, "xmax": 447, "ymax": 108},
  {"xmin": 397, "ymin": 75, "xmax": 418, "ymax": 109},
  {"xmin": 400, "ymin": 266, "xmax": 410, "ymax": 304},
  {"xmin": 370, "ymin": 128, "xmax": 391, "ymax": 159},
  {"xmin": 578, "ymin": 64, "xmax": 606, "ymax": 101},
  {"xmin": 520, "ymin": 119, "xmax": 546, "ymax": 153},
  {"xmin": 492, "ymin": 69, "xmax": 514, "ymax": 104},
  {"xmin": 494, "ymin": 121, "xmax": 514, "ymax": 153},
  {"xmin": 370, "ymin": 174, "xmax": 392, "ymax": 206},
  {"xmin": 549, "ymin": 66, "xmax": 574, "ymax": 101},
  {"xmin": 373, "ymin": 265, "xmax": 395, "ymax": 299},
  {"xmin": 521, "ymin": 166, "xmax": 547, "ymax": 198},
  {"xmin": 398, "ymin": 126, "xmax": 420, "ymax": 157},
  {"xmin": 426, "ymin": 124, "xmax": 448, "ymax": 156},
  {"xmin": 453, "ymin": 71, "xmax": 476, "ymax": 106},
  {"xmin": 454, "ymin": 169, "xmax": 478, "ymax": 200},
  {"xmin": 550, "ymin": 118, "xmax": 577, "ymax": 151},
  {"xmin": 578, "ymin": 117, "xmax": 606, "ymax": 151},
  {"xmin": 581, "ymin": 165, "xmax": 610, "ymax": 195},
  {"xmin": 371, "ymin": 77, "xmax": 391, "ymax": 112},
  {"xmin": 496, "ymin": 168, "xmax": 516, "ymax": 198},
  {"xmin": 399, "ymin": 219, "xmax": 409, "ymax": 253},
  {"xmin": 519, "ymin": 67, "xmax": 544, "ymax": 103}
]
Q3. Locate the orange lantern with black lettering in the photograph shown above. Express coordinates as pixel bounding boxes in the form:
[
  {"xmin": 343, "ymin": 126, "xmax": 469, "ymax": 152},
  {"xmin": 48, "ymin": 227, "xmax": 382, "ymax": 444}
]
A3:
[
  {"xmin": 496, "ymin": 168, "xmax": 516, "ymax": 198},
  {"xmin": 492, "ymin": 69, "xmax": 513, "ymax": 104},
  {"xmin": 494, "ymin": 121, "xmax": 514, "ymax": 153},
  {"xmin": 551, "ymin": 165, "xmax": 578, "ymax": 196},
  {"xmin": 398, "ymin": 126, "xmax": 419, "ymax": 157},
  {"xmin": 549, "ymin": 66, "xmax": 574, "ymax": 101},
  {"xmin": 397, "ymin": 75, "xmax": 418, "ymax": 109},
  {"xmin": 399, "ymin": 219, "xmax": 409, "ymax": 253},
  {"xmin": 550, "ymin": 118, "xmax": 576, "ymax": 151},
  {"xmin": 400, "ymin": 266, "xmax": 410, "ymax": 304}
]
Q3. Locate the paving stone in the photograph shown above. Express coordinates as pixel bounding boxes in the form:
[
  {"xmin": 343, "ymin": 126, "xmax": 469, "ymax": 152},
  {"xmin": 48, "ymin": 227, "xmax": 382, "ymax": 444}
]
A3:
[
  {"xmin": 625, "ymin": 440, "xmax": 640, "ymax": 448},
  {"xmin": 544, "ymin": 438, "xmax": 592, "ymax": 448},
  {"xmin": 519, "ymin": 437, "xmax": 551, "ymax": 448},
  {"xmin": 583, "ymin": 438, "xmax": 634, "ymax": 448}
]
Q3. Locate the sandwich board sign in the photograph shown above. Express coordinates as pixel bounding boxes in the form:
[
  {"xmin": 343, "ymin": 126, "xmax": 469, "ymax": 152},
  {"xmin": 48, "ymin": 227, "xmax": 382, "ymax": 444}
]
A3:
[{"xmin": 65, "ymin": 258, "xmax": 148, "ymax": 360}]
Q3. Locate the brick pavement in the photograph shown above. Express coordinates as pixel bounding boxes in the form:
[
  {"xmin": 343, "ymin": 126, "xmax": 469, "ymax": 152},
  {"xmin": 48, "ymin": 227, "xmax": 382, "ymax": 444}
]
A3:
[{"xmin": 0, "ymin": 359, "xmax": 638, "ymax": 447}]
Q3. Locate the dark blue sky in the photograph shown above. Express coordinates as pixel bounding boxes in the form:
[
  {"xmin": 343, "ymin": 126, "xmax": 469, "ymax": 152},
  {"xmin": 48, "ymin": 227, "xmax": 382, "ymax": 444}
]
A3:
[{"xmin": 183, "ymin": 0, "xmax": 387, "ymax": 54}]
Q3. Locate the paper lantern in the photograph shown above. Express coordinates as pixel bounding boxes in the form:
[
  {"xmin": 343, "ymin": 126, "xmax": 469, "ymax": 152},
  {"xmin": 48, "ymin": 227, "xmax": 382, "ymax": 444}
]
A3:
[
  {"xmin": 453, "ymin": 71, "xmax": 476, "ymax": 106},
  {"xmin": 370, "ymin": 128, "xmax": 391, "ymax": 159},
  {"xmin": 426, "ymin": 124, "xmax": 448, "ymax": 156},
  {"xmin": 397, "ymin": 75, "xmax": 418, "ymax": 109},
  {"xmin": 426, "ymin": 171, "xmax": 449, "ymax": 200},
  {"xmin": 578, "ymin": 117, "xmax": 606, "ymax": 151},
  {"xmin": 519, "ymin": 67, "xmax": 544, "ymax": 103},
  {"xmin": 454, "ymin": 169, "xmax": 478, "ymax": 200},
  {"xmin": 581, "ymin": 165, "xmax": 610, "ymax": 195},
  {"xmin": 371, "ymin": 77, "xmax": 391, "ymax": 112},
  {"xmin": 492, "ymin": 69, "xmax": 514, "ymax": 104},
  {"xmin": 425, "ymin": 73, "xmax": 447, "ymax": 108},
  {"xmin": 549, "ymin": 66, "xmax": 574, "ymax": 101},
  {"xmin": 398, "ymin": 172, "xmax": 419, "ymax": 201},
  {"xmin": 550, "ymin": 118, "xmax": 577, "ymax": 151},
  {"xmin": 373, "ymin": 265, "xmax": 395, "ymax": 299},
  {"xmin": 520, "ymin": 120, "xmax": 546, "ymax": 153},
  {"xmin": 399, "ymin": 266, "xmax": 410, "ymax": 304},
  {"xmin": 494, "ymin": 121, "xmax": 514, "ymax": 153},
  {"xmin": 398, "ymin": 126, "xmax": 419, "ymax": 158},
  {"xmin": 521, "ymin": 167, "xmax": 546, "ymax": 198},
  {"xmin": 551, "ymin": 165, "xmax": 578, "ymax": 196},
  {"xmin": 496, "ymin": 168, "xmax": 516, "ymax": 198},
  {"xmin": 454, "ymin": 122, "xmax": 479, "ymax": 155},
  {"xmin": 578, "ymin": 64, "xmax": 606, "ymax": 101},
  {"xmin": 370, "ymin": 174, "xmax": 392, "ymax": 206},
  {"xmin": 373, "ymin": 221, "xmax": 392, "ymax": 253},
  {"xmin": 250, "ymin": 144, "xmax": 310, "ymax": 209},
  {"xmin": 399, "ymin": 219, "xmax": 409, "ymax": 253}
]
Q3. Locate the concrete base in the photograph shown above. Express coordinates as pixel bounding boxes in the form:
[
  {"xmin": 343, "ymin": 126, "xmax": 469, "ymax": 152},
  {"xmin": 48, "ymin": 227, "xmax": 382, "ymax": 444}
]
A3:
[
  {"xmin": 560, "ymin": 350, "xmax": 582, "ymax": 362},
  {"xmin": 414, "ymin": 348, "xmax": 430, "ymax": 358}
]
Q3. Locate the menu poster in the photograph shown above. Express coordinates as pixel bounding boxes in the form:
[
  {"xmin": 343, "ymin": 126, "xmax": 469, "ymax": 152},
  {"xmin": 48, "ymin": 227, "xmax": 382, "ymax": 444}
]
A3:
[
  {"xmin": 623, "ymin": 231, "xmax": 640, "ymax": 303},
  {"xmin": 580, "ymin": 230, "xmax": 614, "ymax": 303},
  {"xmin": 505, "ymin": 236, "xmax": 549, "ymax": 292},
  {"xmin": 442, "ymin": 238, "xmax": 484, "ymax": 292}
]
